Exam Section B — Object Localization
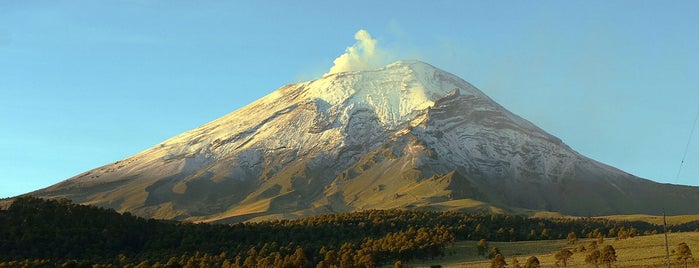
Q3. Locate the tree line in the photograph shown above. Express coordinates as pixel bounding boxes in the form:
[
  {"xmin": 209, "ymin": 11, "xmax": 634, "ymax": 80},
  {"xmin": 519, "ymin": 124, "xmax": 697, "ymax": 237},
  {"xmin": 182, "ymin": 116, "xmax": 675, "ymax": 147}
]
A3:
[{"xmin": 1, "ymin": 196, "xmax": 696, "ymax": 267}]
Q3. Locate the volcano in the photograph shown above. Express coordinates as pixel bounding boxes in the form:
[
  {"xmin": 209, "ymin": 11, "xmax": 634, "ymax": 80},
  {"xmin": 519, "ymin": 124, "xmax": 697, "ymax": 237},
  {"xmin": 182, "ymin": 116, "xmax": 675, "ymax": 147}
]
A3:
[{"xmin": 31, "ymin": 61, "xmax": 699, "ymax": 222}]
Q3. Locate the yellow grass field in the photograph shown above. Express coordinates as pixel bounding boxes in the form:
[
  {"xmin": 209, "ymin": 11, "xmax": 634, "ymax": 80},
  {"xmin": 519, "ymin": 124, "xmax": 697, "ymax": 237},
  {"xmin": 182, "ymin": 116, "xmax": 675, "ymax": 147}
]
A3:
[
  {"xmin": 595, "ymin": 215, "xmax": 699, "ymax": 226},
  {"xmin": 402, "ymin": 232, "xmax": 699, "ymax": 267}
]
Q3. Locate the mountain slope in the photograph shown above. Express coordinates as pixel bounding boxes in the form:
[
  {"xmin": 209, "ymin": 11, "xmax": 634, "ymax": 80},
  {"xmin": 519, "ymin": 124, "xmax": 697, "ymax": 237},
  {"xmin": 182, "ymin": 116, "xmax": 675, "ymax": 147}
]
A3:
[{"xmin": 32, "ymin": 61, "xmax": 699, "ymax": 222}]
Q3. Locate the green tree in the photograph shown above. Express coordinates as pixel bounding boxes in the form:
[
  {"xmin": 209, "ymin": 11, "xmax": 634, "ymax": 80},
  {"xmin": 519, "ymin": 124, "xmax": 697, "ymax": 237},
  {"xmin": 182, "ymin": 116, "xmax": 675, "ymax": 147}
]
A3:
[
  {"xmin": 488, "ymin": 247, "xmax": 502, "ymax": 260},
  {"xmin": 166, "ymin": 257, "xmax": 181, "ymax": 268},
  {"xmin": 497, "ymin": 227, "xmax": 506, "ymax": 239},
  {"xmin": 566, "ymin": 232, "xmax": 577, "ymax": 244},
  {"xmin": 291, "ymin": 247, "xmax": 308, "ymax": 268},
  {"xmin": 588, "ymin": 240, "xmax": 598, "ymax": 251},
  {"xmin": 617, "ymin": 226, "xmax": 628, "ymax": 240},
  {"xmin": 675, "ymin": 242, "xmax": 693, "ymax": 268},
  {"xmin": 490, "ymin": 253, "xmax": 506, "ymax": 268},
  {"xmin": 629, "ymin": 227, "xmax": 638, "ymax": 238},
  {"xmin": 477, "ymin": 239, "xmax": 489, "ymax": 256},
  {"xmin": 242, "ymin": 255, "xmax": 255, "ymax": 268},
  {"xmin": 585, "ymin": 249, "xmax": 601, "ymax": 268},
  {"xmin": 323, "ymin": 250, "xmax": 338, "ymax": 267},
  {"xmin": 474, "ymin": 223, "xmax": 485, "ymax": 238},
  {"xmin": 600, "ymin": 245, "xmax": 616, "ymax": 268},
  {"xmin": 540, "ymin": 229, "xmax": 550, "ymax": 239},
  {"xmin": 357, "ymin": 254, "xmax": 374, "ymax": 268},
  {"xmin": 523, "ymin": 256, "xmax": 540, "ymax": 268},
  {"xmin": 555, "ymin": 249, "xmax": 573, "ymax": 267},
  {"xmin": 340, "ymin": 251, "xmax": 353, "ymax": 268},
  {"xmin": 511, "ymin": 256, "xmax": 521, "ymax": 268}
]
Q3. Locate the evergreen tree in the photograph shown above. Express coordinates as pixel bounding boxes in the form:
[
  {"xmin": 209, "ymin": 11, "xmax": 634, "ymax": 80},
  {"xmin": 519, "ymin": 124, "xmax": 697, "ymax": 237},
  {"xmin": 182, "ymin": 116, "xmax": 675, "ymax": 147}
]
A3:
[
  {"xmin": 566, "ymin": 232, "xmax": 577, "ymax": 244},
  {"xmin": 523, "ymin": 256, "xmax": 539, "ymax": 268},
  {"xmin": 323, "ymin": 250, "xmax": 338, "ymax": 267},
  {"xmin": 554, "ymin": 249, "xmax": 573, "ymax": 267},
  {"xmin": 597, "ymin": 234, "xmax": 605, "ymax": 244},
  {"xmin": 488, "ymin": 247, "xmax": 502, "ymax": 260},
  {"xmin": 474, "ymin": 223, "xmax": 486, "ymax": 239},
  {"xmin": 617, "ymin": 226, "xmax": 628, "ymax": 240},
  {"xmin": 356, "ymin": 250, "xmax": 374, "ymax": 268},
  {"xmin": 588, "ymin": 240, "xmax": 598, "ymax": 251},
  {"xmin": 585, "ymin": 249, "xmax": 601, "ymax": 268},
  {"xmin": 675, "ymin": 242, "xmax": 693, "ymax": 268},
  {"xmin": 629, "ymin": 227, "xmax": 638, "ymax": 238},
  {"xmin": 291, "ymin": 247, "xmax": 308, "ymax": 268},
  {"xmin": 340, "ymin": 251, "xmax": 353, "ymax": 268},
  {"xmin": 529, "ymin": 229, "xmax": 537, "ymax": 240},
  {"xmin": 477, "ymin": 239, "xmax": 489, "ymax": 256},
  {"xmin": 490, "ymin": 254, "xmax": 506, "ymax": 268},
  {"xmin": 599, "ymin": 245, "xmax": 616, "ymax": 268},
  {"xmin": 511, "ymin": 256, "xmax": 521, "ymax": 268}
]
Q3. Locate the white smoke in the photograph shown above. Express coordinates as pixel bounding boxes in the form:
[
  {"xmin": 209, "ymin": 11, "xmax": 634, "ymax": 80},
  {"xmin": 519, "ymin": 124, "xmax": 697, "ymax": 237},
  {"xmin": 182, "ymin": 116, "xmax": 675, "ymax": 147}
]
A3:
[{"xmin": 325, "ymin": 29, "xmax": 388, "ymax": 76}]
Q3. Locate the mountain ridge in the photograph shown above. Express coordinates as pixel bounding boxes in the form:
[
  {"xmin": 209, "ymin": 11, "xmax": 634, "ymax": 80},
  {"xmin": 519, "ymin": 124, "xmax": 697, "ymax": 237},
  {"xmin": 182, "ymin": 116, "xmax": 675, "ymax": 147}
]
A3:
[{"xmin": 30, "ymin": 60, "xmax": 699, "ymax": 222}]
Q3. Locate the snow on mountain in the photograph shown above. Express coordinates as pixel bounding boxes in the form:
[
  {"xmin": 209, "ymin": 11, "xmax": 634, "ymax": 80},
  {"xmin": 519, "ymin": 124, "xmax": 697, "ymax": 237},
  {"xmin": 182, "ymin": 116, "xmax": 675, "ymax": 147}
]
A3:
[{"xmin": 31, "ymin": 60, "xmax": 699, "ymax": 222}]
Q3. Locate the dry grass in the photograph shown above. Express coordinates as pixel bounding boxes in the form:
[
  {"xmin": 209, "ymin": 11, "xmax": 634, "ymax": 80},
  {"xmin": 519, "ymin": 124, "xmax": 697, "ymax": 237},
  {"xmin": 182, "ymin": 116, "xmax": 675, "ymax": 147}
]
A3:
[
  {"xmin": 597, "ymin": 214, "xmax": 699, "ymax": 226},
  {"xmin": 400, "ymin": 232, "xmax": 699, "ymax": 267}
]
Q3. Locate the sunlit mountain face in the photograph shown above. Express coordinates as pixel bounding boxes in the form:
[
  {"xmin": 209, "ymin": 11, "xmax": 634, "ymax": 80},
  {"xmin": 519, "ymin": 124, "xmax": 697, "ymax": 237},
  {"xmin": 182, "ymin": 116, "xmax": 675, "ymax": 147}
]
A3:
[{"xmin": 31, "ymin": 61, "xmax": 699, "ymax": 222}]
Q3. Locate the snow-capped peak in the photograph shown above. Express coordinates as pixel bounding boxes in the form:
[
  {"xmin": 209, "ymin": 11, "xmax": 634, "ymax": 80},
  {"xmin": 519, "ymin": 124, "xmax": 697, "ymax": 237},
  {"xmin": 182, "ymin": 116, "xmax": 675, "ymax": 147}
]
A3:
[
  {"xmin": 303, "ymin": 60, "xmax": 482, "ymax": 129},
  {"xmin": 33, "ymin": 60, "xmax": 699, "ymax": 222}
]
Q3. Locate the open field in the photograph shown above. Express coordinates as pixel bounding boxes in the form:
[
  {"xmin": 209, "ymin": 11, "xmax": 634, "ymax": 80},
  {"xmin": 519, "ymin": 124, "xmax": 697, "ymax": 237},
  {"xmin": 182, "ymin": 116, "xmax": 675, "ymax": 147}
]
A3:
[
  {"xmin": 403, "ymin": 232, "xmax": 699, "ymax": 267},
  {"xmin": 597, "ymin": 214, "xmax": 699, "ymax": 226}
]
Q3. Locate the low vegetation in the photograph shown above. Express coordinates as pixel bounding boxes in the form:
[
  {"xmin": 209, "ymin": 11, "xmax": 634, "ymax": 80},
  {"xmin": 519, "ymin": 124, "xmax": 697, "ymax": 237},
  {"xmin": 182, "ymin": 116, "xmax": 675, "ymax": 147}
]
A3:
[
  {"xmin": 1, "ymin": 196, "xmax": 698, "ymax": 267},
  {"xmin": 406, "ymin": 233, "xmax": 699, "ymax": 267}
]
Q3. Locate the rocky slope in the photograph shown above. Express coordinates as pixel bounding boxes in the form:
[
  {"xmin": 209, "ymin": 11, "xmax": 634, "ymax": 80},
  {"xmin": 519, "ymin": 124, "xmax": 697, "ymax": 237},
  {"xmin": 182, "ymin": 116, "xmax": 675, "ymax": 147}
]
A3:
[{"xmin": 31, "ymin": 61, "xmax": 699, "ymax": 222}]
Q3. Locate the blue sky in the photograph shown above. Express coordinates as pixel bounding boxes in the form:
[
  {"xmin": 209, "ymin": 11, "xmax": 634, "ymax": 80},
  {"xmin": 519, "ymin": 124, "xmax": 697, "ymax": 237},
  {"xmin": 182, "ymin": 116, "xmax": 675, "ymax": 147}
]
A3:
[{"xmin": 1, "ymin": 1, "xmax": 698, "ymax": 198}]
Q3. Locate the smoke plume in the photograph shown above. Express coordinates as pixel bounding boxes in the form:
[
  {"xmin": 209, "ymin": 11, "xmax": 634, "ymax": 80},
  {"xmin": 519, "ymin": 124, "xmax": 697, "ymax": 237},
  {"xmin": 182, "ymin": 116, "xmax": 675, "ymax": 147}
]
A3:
[{"xmin": 325, "ymin": 29, "xmax": 388, "ymax": 75}]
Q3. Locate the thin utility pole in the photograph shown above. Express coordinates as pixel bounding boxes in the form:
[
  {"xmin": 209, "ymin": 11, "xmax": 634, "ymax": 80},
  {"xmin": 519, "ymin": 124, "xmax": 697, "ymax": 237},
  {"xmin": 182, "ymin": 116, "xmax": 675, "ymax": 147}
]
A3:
[
  {"xmin": 664, "ymin": 210, "xmax": 670, "ymax": 268},
  {"xmin": 675, "ymin": 107, "xmax": 699, "ymax": 182}
]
